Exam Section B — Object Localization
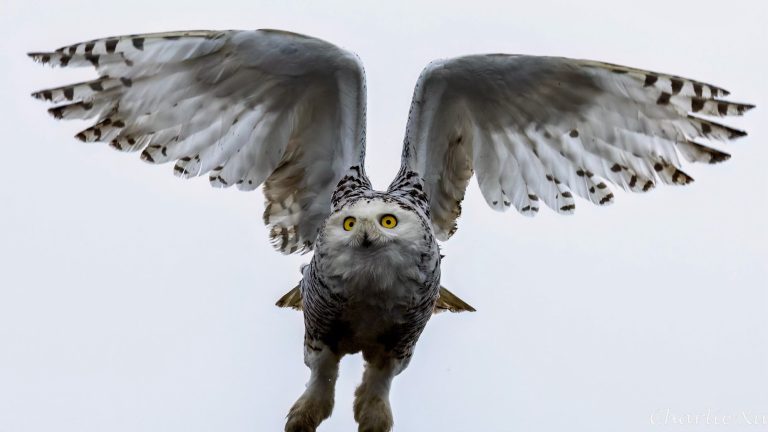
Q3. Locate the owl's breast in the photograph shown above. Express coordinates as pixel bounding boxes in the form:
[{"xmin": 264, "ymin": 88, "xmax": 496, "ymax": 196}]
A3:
[
  {"xmin": 327, "ymin": 237, "xmax": 437, "ymax": 297},
  {"xmin": 304, "ymin": 236, "xmax": 440, "ymax": 357}
]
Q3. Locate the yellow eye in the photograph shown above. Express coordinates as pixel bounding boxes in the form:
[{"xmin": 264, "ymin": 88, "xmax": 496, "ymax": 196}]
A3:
[
  {"xmin": 343, "ymin": 217, "xmax": 356, "ymax": 231},
  {"xmin": 380, "ymin": 214, "xmax": 398, "ymax": 229}
]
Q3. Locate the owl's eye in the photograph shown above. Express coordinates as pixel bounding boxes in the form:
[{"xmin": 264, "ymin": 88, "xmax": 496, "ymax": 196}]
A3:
[
  {"xmin": 380, "ymin": 214, "xmax": 398, "ymax": 229},
  {"xmin": 343, "ymin": 217, "xmax": 356, "ymax": 231}
]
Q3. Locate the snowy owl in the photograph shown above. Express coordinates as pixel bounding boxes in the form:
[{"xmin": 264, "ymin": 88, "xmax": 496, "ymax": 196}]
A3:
[{"xmin": 29, "ymin": 29, "xmax": 753, "ymax": 432}]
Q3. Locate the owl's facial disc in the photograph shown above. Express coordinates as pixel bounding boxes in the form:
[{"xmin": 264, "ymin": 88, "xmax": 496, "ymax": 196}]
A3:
[
  {"xmin": 348, "ymin": 218, "xmax": 393, "ymax": 248},
  {"xmin": 325, "ymin": 199, "xmax": 422, "ymax": 250}
]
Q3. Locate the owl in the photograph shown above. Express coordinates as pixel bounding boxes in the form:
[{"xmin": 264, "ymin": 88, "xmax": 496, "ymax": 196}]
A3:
[{"xmin": 29, "ymin": 29, "xmax": 753, "ymax": 432}]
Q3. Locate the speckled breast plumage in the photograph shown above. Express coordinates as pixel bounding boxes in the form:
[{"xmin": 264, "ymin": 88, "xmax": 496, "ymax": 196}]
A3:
[{"xmin": 301, "ymin": 166, "xmax": 440, "ymax": 364}]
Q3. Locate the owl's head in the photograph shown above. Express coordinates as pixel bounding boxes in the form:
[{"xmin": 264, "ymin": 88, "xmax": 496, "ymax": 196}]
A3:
[{"xmin": 323, "ymin": 196, "xmax": 426, "ymax": 252}]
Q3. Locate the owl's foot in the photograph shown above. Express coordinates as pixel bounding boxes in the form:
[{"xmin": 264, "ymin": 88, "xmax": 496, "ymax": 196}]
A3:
[
  {"xmin": 285, "ymin": 341, "xmax": 340, "ymax": 432},
  {"xmin": 285, "ymin": 394, "xmax": 334, "ymax": 432},
  {"xmin": 353, "ymin": 357, "xmax": 401, "ymax": 432},
  {"xmin": 353, "ymin": 393, "xmax": 393, "ymax": 432}
]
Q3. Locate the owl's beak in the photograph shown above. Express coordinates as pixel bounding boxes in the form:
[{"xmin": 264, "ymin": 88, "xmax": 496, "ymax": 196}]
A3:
[{"xmin": 354, "ymin": 219, "xmax": 383, "ymax": 248}]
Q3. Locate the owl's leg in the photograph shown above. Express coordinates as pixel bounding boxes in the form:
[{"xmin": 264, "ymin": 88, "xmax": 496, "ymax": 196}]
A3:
[
  {"xmin": 285, "ymin": 341, "xmax": 340, "ymax": 432},
  {"xmin": 353, "ymin": 356, "xmax": 404, "ymax": 432}
]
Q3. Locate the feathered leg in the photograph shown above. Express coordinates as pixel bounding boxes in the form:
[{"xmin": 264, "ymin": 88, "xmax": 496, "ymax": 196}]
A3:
[
  {"xmin": 285, "ymin": 341, "xmax": 340, "ymax": 432},
  {"xmin": 354, "ymin": 357, "xmax": 404, "ymax": 432}
]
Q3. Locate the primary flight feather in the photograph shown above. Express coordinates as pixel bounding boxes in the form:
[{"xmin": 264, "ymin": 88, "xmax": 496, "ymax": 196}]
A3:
[{"xmin": 29, "ymin": 29, "xmax": 753, "ymax": 432}]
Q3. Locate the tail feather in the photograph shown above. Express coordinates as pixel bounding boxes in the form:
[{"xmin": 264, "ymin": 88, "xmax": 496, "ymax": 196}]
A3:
[
  {"xmin": 434, "ymin": 286, "xmax": 476, "ymax": 313},
  {"xmin": 275, "ymin": 285, "xmax": 476, "ymax": 314},
  {"xmin": 276, "ymin": 285, "xmax": 302, "ymax": 310}
]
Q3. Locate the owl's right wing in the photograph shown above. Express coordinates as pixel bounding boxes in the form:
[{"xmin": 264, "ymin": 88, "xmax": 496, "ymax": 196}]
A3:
[
  {"xmin": 394, "ymin": 55, "xmax": 753, "ymax": 240},
  {"xmin": 30, "ymin": 29, "xmax": 366, "ymax": 254}
]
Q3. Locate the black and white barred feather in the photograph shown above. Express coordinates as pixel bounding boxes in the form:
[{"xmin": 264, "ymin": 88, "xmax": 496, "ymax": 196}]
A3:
[
  {"xmin": 31, "ymin": 29, "xmax": 367, "ymax": 255},
  {"xmin": 31, "ymin": 30, "xmax": 754, "ymax": 250},
  {"xmin": 395, "ymin": 55, "xmax": 754, "ymax": 240}
]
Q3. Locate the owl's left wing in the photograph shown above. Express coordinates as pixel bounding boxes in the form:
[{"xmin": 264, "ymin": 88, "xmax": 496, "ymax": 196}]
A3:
[{"xmin": 394, "ymin": 55, "xmax": 753, "ymax": 240}]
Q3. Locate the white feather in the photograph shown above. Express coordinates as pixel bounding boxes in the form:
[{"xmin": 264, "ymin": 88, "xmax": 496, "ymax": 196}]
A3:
[
  {"xmin": 31, "ymin": 29, "xmax": 367, "ymax": 254},
  {"xmin": 396, "ymin": 55, "xmax": 752, "ymax": 238}
]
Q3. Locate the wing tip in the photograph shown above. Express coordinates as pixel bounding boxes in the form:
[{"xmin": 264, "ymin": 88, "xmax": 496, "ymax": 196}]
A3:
[
  {"xmin": 519, "ymin": 205, "xmax": 540, "ymax": 216},
  {"xmin": 598, "ymin": 193, "xmax": 615, "ymax": 206},
  {"xmin": 30, "ymin": 89, "xmax": 51, "ymax": 101},
  {"xmin": 140, "ymin": 150, "xmax": 156, "ymax": 164},
  {"xmin": 671, "ymin": 169, "xmax": 695, "ymax": 186},
  {"xmin": 27, "ymin": 52, "xmax": 48, "ymax": 63},
  {"xmin": 47, "ymin": 106, "xmax": 62, "ymax": 119},
  {"xmin": 558, "ymin": 203, "xmax": 576, "ymax": 214},
  {"xmin": 713, "ymin": 152, "xmax": 732, "ymax": 164}
]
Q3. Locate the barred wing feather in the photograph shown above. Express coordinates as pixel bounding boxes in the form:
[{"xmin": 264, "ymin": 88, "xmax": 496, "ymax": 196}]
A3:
[
  {"xmin": 30, "ymin": 29, "xmax": 367, "ymax": 254},
  {"xmin": 396, "ymin": 55, "xmax": 753, "ymax": 240}
]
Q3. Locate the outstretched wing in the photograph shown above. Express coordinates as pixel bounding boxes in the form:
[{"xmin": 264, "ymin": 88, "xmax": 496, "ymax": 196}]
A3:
[
  {"xmin": 393, "ymin": 55, "xmax": 753, "ymax": 240},
  {"xmin": 30, "ymin": 29, "xmax": 366, "ymax": 254},
  {"xmin": 394, "ymin": 55, "xmax": 753, "ymax": 241}
]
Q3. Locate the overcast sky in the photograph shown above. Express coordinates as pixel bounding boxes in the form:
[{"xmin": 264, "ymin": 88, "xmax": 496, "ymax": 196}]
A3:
[{"xmin": 1, "ymin": 0, "xmax": 766, "ymax": 431}]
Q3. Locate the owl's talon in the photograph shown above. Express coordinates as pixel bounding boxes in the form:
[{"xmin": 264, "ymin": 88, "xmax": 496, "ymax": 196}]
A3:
[
  {"xmin": 354, "ymin": 395, "xmax": 393, "ymax": 432},
  {"xmin": 285, "ymin": 394, "xmax": 333, "ymax": 432}
]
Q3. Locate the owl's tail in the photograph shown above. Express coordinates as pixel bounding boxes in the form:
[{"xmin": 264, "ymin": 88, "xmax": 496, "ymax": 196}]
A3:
[
  {"xmin": 433, "ymin": 286, "xmax": 476, "ymax": 313},
  {"xmin": 275, "ymin": 285, "xmax": 476, "ymax": 314},
  {"xmin": 276, "ymin": 284, "xmax": 303, "ymax": 310}
]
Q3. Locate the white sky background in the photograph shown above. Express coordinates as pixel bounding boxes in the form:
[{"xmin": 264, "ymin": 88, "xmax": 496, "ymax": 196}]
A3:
[{"xmin": 1, "ymin": 0, "xmax": 766, "ymax": 431}]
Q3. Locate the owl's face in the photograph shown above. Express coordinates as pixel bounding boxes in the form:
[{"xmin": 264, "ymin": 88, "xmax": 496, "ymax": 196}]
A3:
[{"xmin": 323, "ymin": 198, "xmax": 426, "ymax": 252}]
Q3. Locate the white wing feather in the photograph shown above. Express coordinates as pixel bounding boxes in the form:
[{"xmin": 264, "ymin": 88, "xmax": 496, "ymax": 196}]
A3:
[
  {"xmin": 397, "ymin": 55, "xmax": 753, "ymax": 240},
  {"xmin": 30, "ymin": 29, "xmax": 367, "ymax": 254}
]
